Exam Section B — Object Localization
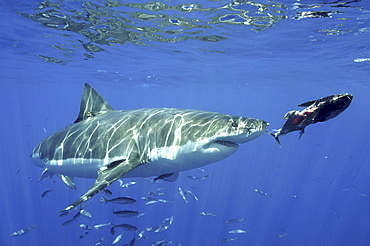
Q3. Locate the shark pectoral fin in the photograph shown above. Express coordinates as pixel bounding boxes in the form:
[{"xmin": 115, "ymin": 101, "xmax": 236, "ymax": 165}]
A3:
[
  {"xmin": 60, "ymin": 159, "xmax": 140, "ymax": 212},
  {"xmin": 57, "ymin": 174, "xmax": 77, "ymax": 190},
  {"xmin": 38, "ymin": 168, "xmax": 53, "ymax": 182}
]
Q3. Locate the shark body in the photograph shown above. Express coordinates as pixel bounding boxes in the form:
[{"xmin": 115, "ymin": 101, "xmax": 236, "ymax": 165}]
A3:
[{"xmin": 31, "ymin": 84, "xmax": 268, "ymax": 211}]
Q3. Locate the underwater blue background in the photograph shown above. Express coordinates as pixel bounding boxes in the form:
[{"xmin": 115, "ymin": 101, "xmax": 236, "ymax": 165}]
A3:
[{"xmin": 1, "ymin": 0, "xmax": 370, "ymax": 245}]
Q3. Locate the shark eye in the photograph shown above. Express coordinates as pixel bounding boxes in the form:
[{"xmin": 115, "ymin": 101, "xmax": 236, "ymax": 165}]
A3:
[{"xmin": 231, "ymin": 122, "xmax": 238, "ymax": 128}]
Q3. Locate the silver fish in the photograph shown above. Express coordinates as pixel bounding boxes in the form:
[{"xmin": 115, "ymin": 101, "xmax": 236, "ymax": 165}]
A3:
[
  {"xmin": 229, "ymin": 229, "xmax": 249, "ymax": 234},
  {"xmin": 112, "ymin": 223, "xmax": 138, "ymax": 232},
  {"xmin": 93, "ymin": 223, "xmax": 111, "ymax": 229},
  {"xmin": 225, "ymin": 218, "xmax": 244, "ymax": 224},
  {"xmin": 220, "ymin": 237, "xmax": 237, "ymax": 242},
  {"xmin": 101, "ymin": 196, "xmax": 136, "ymax": 204},
  {"xmin": 113, "ymin": 210, "xmax": 139, "ymax": 218},
  {"xmin": 199, "ymin": 212, "xmax": 216, "ymax": 217},
  {"xmin": 112, "ymin": 232, "xmax": 124, "ymax": 244},
  {"xmin": 178, "ymin": 187, "xmax": 188, "ymax": 203},
  {"xmin": 254, "ymin": 189, "xmax": 269, "ymax": 196},
  {"xmin": 80, "ymin": 209, "xmax": 92, "ymax": 218},
  {"xmin": 10, "ymin": 225, "xmax": 36, "ymax": 237},
  {"xmin": 62, "ymin": 219, "xmax": 75, "ymax": 226}
]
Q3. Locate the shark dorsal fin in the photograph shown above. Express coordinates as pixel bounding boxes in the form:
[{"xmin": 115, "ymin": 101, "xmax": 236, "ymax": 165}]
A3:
[{"xmin": 74, "ymin": 83, "xmax": 114, "ymax": 123}]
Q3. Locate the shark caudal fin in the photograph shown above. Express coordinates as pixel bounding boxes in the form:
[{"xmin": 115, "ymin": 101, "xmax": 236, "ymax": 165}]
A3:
[
  {"xmin": 74, "ymin": 83, "xmax": 114, "ymax": 123},
  {"xmin": 267, "ymin": 131, "xmax": 282, "ymax": 147}
]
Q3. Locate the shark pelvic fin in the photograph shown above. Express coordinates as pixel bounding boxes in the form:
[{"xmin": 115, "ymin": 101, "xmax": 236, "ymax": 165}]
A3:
[
  {"xmin": 60, "ymin": 159, "xmax": 141, "ymax": 212},
  {"xmin": 74, "ymin": 83, "xmax": 114, "ymax": 123}
]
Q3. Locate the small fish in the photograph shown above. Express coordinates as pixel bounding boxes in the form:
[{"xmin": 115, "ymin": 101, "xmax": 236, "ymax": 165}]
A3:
[
  {"xmin": 162, "ymin": 215, "xmax": 174, "ymax": 225},
  {"xmin": 356, "ymin": 193, "xmax": 367, "ymax": 197},
  {"xmin": 199, "ymin": 212, "xmax": 216, "ymax": 217},
  {"xmin": 229, "ymin": 229, "xmax": 249, "ymax": 234},
  {"xmin": 157, "ymin": 199, "xmax": 173, "ymax": 204},
  {"xmin": 152, "ymin": 239, "xmax": 172, "ymax": 246},
  {"xmin": 156, "ymin": 215, "xmax": 174, "ymax": 232},
  {"xmin": 141, "ymin": 196, "xmax": 157, "ymax": 201},
  {"xmin": 225, "ymin": 218, "xmax": 244, "ymax": 224},
  {"xmin": 62, "ymin": 219, "xmax": 75, "ymax": 226},
  {"xmin": 112, "ymin": 232, "xmax": 124, "ymax": 244},
  {"xmin": 110, "ymin": 226, "xmax": 116, "ymax": 235},
  {"xmin": 79, "ymin": 231, "xmax": 89, "ymax": 239},
  {"xmin": 277, "ymin": 229, "xmax": 287, "ymax": 238},
  {"xmin": 184, "ymin": 189, "xmax": 198, "ymax": 201},
  {"xmin": 111, "ymin": 223, "xmax": 138, "ymax": 232},
  {"xmin": 93, "ymin": 223, "xmax": 111, "ymax": 229},
  {"xmin": 10, "ymin": 225, "xmax": 36, "ymax": 236},
  {"xmin": 148, "ymin": 191, "xmax": 166, "ymax": 196},
  {"xmin": 41, "ymin": 189, "xmax": 52, "ymax": 198},
  {"xmin": 118, "ymin": 180, "xmax": 138, "ymax": 188},
  {"xmin": 113, "ymin": 210, "xmax": 139, "ymax": 218},
  {"xmin": 137, "ymin": 213, "xmax": 146, "ymax": 218},
  {"xmin": 145, "ymin": 226, "xmax": 157, "ymax": 232},
  {"xmin": 80, "ymin": 209, "xmax": 92, "ymax": 218},
  {"xmin": 146, "ymin": 200, "xmax": 160, "ymax": 205},
  {"xmin": 220, "ymin": 237, "xmax": 237, "ymax": 242},
  {"xmin": 201, "ymin": 174, "xmax": 211, "ymax": 180},
  {"xmin": 95, "ymin": 237, "xmax": 105, "ymax": 246},
  {"xmin": 186, "ymin": 175, "xmax": 199, "ymax": 180},
  {"xmin": 178, "ymin": 187, "xmax": 188, "ymax": 203},
  {"xmin": 101, "ymin": 196, "xmax": 136, "ymax": 204},
  {"xmin": 78, "ymin": 224, "xmax": 95, "ymax": 230},
  {"xmin": 148, "ymin": 188, "xmax": 166, "ymax": 196},
  {"xmin": 254, "ymin": 189, "xmax": 269, "ymax": 196},
  {"xmin": 137, "ymin": 229, "xmax": 146, "ymax": 240}
]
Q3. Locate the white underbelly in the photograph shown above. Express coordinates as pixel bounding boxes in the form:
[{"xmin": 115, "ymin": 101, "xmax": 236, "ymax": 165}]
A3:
[{"xmin": 37, "ymin": 140, "xmax": 239, "ymax": 179}]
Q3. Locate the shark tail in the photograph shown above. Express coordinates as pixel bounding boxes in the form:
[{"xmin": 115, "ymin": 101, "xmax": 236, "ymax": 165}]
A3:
[{"xmin": 267, "ymin": 131, "xmax": 282, "ymax": 147}]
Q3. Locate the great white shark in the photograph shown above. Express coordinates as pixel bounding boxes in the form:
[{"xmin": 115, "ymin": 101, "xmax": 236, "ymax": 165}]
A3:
[{"xmin": 31, "ymin": 83, "xmax": 269, "ymax": 212}]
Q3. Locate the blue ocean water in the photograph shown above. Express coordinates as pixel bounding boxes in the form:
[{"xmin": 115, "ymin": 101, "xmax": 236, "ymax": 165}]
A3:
[{"xmin": 1, "ymin": 0, "xmax": 370, "ymax": 245}]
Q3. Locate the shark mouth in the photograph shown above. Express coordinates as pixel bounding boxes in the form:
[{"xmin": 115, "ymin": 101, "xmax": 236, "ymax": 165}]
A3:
[{"xmin": 214, "ymin": 140, "xmax": 239, "ymax": 148}]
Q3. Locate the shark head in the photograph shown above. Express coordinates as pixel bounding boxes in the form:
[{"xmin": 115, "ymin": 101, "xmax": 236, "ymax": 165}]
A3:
[
  {"xmin": 187, "ymin": 114, "xmax": 269, "ymax": 164},
  {"xmin": 213, "ymin": 115, "xmax": 269, "ymax": 144},
  {"xmin": 136, "ymin": 111, "xmax": 269, "ymax": 176}
]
